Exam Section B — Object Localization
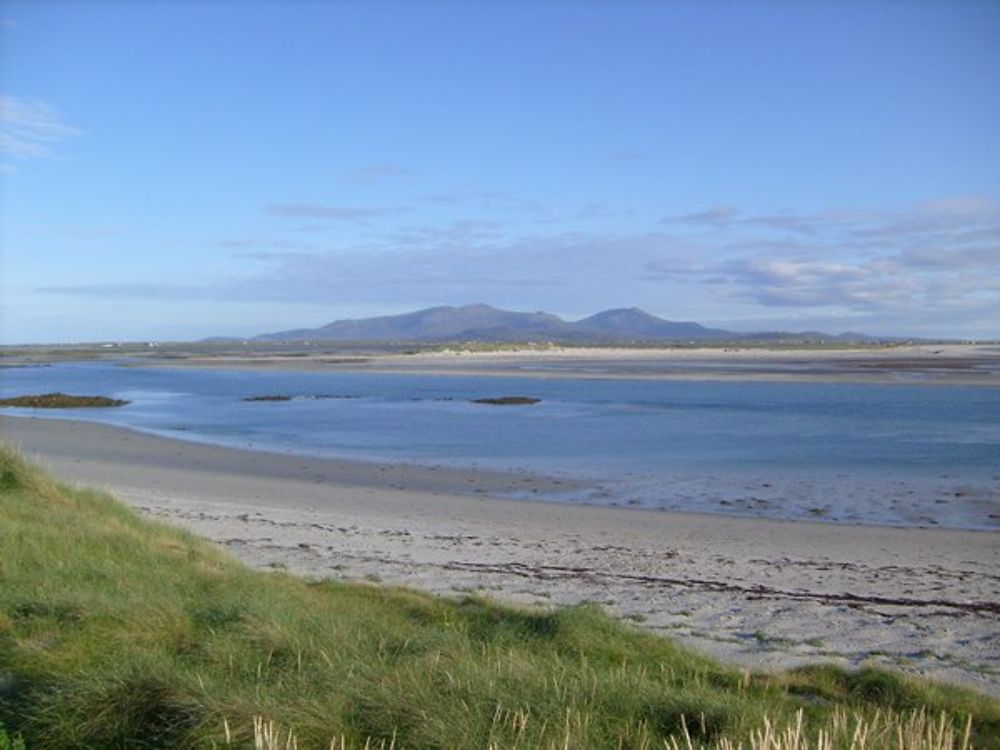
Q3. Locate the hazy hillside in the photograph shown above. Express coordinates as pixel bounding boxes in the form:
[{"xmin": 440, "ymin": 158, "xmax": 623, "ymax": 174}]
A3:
[
  {"xmin": 574, "ymin": 308, "xmax": 732, "ymax": 340},
  {"xmin": 253, "ymin": 304, "xmax": 881, "ymax": 344},
  {"xmin": 253, "ymin": 304, "xmax": 731, "ymax": 342}
]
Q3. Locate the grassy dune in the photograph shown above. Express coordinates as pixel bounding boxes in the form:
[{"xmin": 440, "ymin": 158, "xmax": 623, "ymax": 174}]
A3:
[{"xmin": 0, "ymin": 445, "xmax": 996, "ymax": 749}]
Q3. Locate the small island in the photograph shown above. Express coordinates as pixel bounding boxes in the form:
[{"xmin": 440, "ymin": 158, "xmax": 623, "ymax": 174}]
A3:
[
  {"xmin": 471, "ymin": 396, "xmax": 541, "ymax": 406},
  {"xmin": 0, "ymin": 392, "xmax": 129, "ymax": 408},
  {"xmin": 242, "ymin": 394, "xmax": 294, "ymax": 402}
]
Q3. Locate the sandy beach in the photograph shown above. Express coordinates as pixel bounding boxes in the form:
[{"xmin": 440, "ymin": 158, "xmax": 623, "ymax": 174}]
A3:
[{"xmin": 2, "ymin": 414, "xmax": 997, "ymax": 696}]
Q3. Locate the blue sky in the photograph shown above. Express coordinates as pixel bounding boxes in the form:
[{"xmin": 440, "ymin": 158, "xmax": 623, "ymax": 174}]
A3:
[{"xmin": 1, "ymin": 1, "xmax": 998, "ymax": 343}]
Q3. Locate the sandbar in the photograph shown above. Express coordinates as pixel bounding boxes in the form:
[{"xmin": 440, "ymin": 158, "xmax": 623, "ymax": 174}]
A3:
[{"xmin": 126, "ymin": 342, "xmax": 1000, "ymax": 386}]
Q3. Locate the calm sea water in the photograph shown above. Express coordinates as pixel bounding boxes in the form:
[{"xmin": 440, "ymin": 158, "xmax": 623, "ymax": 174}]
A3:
[{"xmin": 2, "ymin": 362, "xmax": 998, "ymax": 528}]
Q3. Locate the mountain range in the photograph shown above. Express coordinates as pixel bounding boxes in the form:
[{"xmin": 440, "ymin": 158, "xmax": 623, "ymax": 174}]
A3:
[{"xmin": 250, "ymin": 304, "xmax": 877, "ymax": 343}]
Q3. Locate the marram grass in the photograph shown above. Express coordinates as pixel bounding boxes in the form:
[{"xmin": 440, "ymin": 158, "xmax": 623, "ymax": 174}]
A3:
[
  {"xmin": 240, "ymin": 706, "xmax": 975, "ymax": 750},
  {"xmin": 0, "ymin": 445, "xmax": 996, "ymax": 749}
]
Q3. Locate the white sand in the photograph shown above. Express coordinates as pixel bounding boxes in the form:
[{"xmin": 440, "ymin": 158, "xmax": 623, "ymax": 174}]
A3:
[{"xmin": 2, "ymin": 414, "xmax": 997, "ymax": 696}]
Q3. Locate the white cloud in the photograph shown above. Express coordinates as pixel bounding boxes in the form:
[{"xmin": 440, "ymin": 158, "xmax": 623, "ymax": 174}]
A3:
[
  {"xmin": 645, "ymin": 199, "xmax": 1000, "ymax": 334},
  {"xmin": 0, "ymin": 94, "xmax": 79, "ymax": 167}
]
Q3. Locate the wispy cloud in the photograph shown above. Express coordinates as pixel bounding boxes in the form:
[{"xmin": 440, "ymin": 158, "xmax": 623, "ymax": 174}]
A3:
[
  {"xmin": 38, "ymin": 197, "xmax": 1000, "ymax": 338},
  {"xmin": 664, "ymin": 197, "xmax": 1000, "ymax": 242},
  {"xmin": 388, "ymin": 219, "xmax": 505, "ymax": 246},
  {"xmin": 416, "ymin": 189, "xmax": 544, "ymax": 214},
  {"xmin": 649, "ymin": 198, "xmax": 1000, "ymax": 328},
  {"xmin": 666, "ymin": 205, "xmax": 739, "ymax": 225},
  {"xmin": 712, "ymin": 257, "xmax": 904, "ymax": 309},
  {"xmin": 40, "ymin": 231, "xmax": 684, "ymax": 305},
  {"xmin": 0, "ymin": 94, "xmax": 79, "ymax": 168},
  {"xmin": 264, "ymin": 203, "xmax": 407, "ymax": 220}
]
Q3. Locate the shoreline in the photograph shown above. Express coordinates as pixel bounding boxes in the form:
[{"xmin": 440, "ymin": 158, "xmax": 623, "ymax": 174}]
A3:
[
  {"xmin": 137, "ymin": 345, "xmax": 1000, "ymax": 387},
  {"xmin": 2, "ymin": 414, "xmax": 997, "ymax": 696},
  {"xmin": 6, "ymin": 342, "xmax": 1000, "ymax": 386},
  {"xmin": 1, "ymin": 405, "xmax": 996, "ymax": 530}
]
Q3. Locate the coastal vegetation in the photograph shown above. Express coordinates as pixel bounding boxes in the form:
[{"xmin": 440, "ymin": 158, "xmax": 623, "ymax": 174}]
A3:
[
  {"xmin": 0, "ymin": 445, "xmax": 996, "ymax": 749},
  {"xmin": 0, "ymin": 392, "xmax": 129, "ymax": 408},
  {"xmin": 471, "ymin": 396, "xmax": 542, "ymax": 406}
]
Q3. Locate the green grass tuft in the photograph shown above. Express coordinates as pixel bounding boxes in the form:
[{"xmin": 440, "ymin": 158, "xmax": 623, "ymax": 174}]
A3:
[
  {"xmin": 0, "ymin": 724, "xmax": 25, "ymax": 750},
  {"xmin": 0, "ymin": 444, "xmax": 996, "ymax": 748}
]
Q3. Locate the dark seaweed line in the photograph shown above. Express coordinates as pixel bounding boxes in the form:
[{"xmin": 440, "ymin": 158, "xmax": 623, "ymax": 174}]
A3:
[{"xmin": 444, "ymin": 560, "xmax": 1000, "ymax": 616}]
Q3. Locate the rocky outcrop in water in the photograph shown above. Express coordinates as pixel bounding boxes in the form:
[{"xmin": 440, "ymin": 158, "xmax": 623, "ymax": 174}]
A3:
[{"xmin": 0, "ymin": 392, "xmax": 129, "ymax": 408}]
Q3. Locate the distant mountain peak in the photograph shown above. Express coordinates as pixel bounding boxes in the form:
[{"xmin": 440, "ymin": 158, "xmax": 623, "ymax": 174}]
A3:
[
  {"xmin": 575, "ymin": 307, "xmax": 719, "ymax": 339},
  {"xmin": 583, "ymin": 307, "xmax": 658, "ymax": 320},
  {"xmin": 250, "ymin": 304, "xmax": 880, "ymax": 344}
]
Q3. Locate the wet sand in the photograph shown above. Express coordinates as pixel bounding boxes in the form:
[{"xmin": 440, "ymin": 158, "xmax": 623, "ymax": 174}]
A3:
[{"xmin": 2, "ymin": 414, "xmax": 997, "ymax": 696}]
